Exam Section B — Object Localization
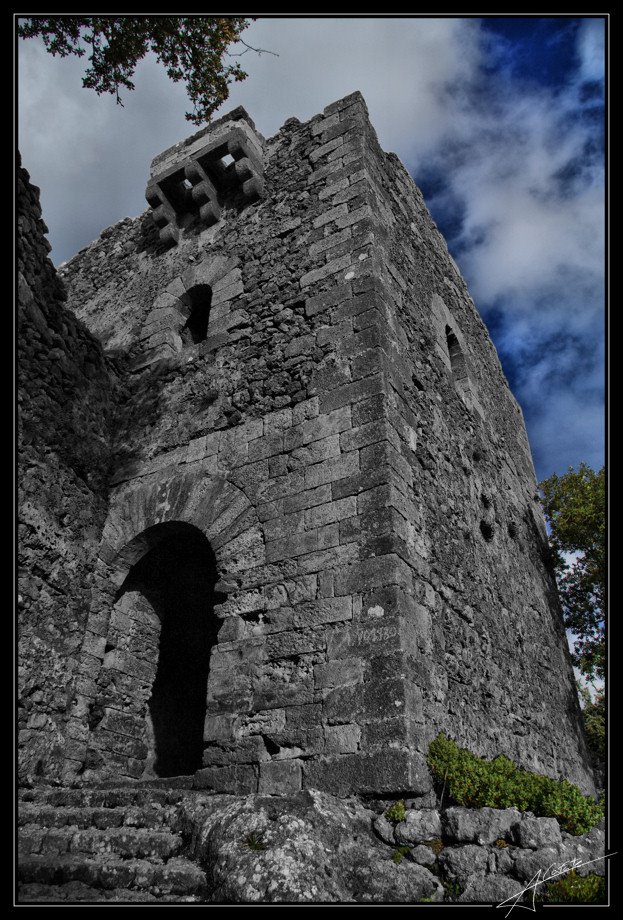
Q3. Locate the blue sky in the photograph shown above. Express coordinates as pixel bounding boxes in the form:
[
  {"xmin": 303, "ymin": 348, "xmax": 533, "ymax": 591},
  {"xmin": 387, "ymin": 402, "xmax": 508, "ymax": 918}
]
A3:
[{"xmin": 17, "ymin": 16, "xmax": 606, "ymax": 481}]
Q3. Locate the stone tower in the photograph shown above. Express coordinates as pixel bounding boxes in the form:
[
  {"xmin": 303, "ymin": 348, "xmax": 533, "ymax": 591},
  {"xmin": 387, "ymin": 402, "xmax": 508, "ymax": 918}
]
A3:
[{"xmin": 18, "ymin": 92, "xmax": 595, "ymax": 798}]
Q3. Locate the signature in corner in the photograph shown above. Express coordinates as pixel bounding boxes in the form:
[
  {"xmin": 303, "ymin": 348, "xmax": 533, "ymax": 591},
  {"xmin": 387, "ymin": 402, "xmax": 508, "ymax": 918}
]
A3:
[{"xmin": 497, "ymin": 852, "xmax": 615, "ymax": 916}]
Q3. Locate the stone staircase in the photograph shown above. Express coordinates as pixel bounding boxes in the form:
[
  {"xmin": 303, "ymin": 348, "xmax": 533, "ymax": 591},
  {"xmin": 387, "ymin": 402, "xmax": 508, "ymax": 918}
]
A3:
[{"xmin": 17, "ymin": 786, "xmax": 208, "ymax": 903}]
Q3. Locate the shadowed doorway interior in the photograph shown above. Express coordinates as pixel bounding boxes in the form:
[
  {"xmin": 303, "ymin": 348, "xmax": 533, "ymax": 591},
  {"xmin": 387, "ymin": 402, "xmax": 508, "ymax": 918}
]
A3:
[{"xmin": 118, "ymin": 524, "xmax": 220, "ymax": 777}]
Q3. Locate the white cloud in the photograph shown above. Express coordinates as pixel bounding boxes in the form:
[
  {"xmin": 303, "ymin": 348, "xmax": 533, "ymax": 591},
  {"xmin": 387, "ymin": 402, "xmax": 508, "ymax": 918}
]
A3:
[{"xmin": 576, "ymin": 18, "xmax": 605, "ymax": 83}]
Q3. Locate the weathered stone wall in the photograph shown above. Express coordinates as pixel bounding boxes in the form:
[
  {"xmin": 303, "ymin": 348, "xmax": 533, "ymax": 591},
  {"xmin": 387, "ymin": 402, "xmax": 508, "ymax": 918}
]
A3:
[
  {"xmin": 313, "ymin": 97, "xmax": 593, "ymax": 791},
  {"xmin": 17, "ymin": 158, "xmax": 117, "ymax": 782},
  {"xmin": 37, "ymin": 93, "xmax": 594, "ymax": 796}
]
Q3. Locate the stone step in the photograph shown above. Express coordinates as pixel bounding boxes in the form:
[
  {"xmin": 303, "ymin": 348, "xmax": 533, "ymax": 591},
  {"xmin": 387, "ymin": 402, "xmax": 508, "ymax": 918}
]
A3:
[
  {"xmin": 18, "ymin": 881, "xmax": 158, "ymax": 903},
  {"xmin": 18, "ymin": 881, "xmax": 203, "ymax": 903},
  {"xmin": 19, "ymin": 785, "xmax": 190, "ymax": 810},
  {"xmin": 18, "ymin": 855, "xmax": 207, "ymax": 899},
  {"xmin": 19, "ymin": 825, "xmax": 183, "ymax": 860},
  {"xmin": 18, "ymin": 802, "xmax": 177, "ymax": 831}
]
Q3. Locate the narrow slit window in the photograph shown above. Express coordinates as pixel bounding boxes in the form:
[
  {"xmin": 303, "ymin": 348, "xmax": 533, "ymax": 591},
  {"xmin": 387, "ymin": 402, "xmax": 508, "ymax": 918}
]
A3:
[
  {"xmin": 182, "ymin": 284, "xmax": 212, "ymax": 344},
  {"xmin": 445, "ymin": 325, "xmax": 468, "ymax": 381}
]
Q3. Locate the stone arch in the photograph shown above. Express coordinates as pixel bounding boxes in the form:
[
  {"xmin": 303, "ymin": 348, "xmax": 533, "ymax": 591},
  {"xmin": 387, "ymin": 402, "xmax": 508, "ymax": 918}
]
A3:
[
  {"xmin": 430, "ymin": 294, "xmax": 470, "ymax": 379},
  {"xmin": 76, "ymin": 466, "xmax": 266, "ymax": 780},
  {"xmin": 134, "ymin": 254, "xmax": 245, "ymax": 368},
  {"xmin": 101, "ymin": 521, "xmax": 219, "ymax": 778},
  {"xmin": 430, "ymin": 293, "xmax": 483, "ymax": 417},
  {"xmin": 100, "ymin": 465, "xmax": 264, "ymax": 587},
  {"xmin": 445, "ymin": 325, "xmax": 468, "ymax": 383}
]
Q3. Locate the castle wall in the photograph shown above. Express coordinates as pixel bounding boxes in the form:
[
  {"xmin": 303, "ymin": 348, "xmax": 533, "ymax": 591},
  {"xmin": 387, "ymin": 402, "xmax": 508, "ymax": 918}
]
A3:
[
  {"xmin": 28, "ymin": 93, "xmax": 594, "ymax": 795},
  {"xmin": 323, "ymin": 103, "xmax": 593, "ymax": 791},
  {"xmin": 17, "ymin": 160, "xmax": 117, "ymax": 783}
]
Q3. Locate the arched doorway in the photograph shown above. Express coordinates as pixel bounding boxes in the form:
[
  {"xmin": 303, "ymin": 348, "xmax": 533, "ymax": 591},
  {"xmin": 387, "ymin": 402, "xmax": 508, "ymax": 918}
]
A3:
[{"xmin": 90, "ymin": 522, "xmax": 222, "ymax": 779}]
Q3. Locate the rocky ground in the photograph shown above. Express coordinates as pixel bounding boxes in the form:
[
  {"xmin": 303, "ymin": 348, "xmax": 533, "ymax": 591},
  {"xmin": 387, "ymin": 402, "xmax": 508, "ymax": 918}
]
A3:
[{"xmin": 17, "ymin": 785, "xmax": 606, "ymax": 903}]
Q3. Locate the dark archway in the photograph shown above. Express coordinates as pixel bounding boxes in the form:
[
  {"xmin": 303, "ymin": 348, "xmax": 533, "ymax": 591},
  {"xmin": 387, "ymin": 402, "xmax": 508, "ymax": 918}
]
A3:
[{"xmin": 118, "ymin": 523, "xmax": 220, "ymax": 777}]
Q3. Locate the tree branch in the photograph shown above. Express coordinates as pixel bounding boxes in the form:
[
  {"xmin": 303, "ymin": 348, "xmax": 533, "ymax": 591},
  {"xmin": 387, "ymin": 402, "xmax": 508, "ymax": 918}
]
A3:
[{"xmin": 228, "ymin": 38, "xmax": 279, "ymax": 58}]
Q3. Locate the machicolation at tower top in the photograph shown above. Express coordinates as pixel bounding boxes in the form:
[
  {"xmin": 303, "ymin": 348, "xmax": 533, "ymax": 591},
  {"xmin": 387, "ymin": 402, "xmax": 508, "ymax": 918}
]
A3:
[{"xmin": 18, "ymin": 91, "xmax": 595, "ymax": 803}]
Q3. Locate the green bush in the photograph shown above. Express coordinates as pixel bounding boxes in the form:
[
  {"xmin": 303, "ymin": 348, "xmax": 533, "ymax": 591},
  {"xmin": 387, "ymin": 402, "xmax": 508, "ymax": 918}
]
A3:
[
  {"xmin": 391, "ymin": 845, "xmax": 411, "ymax": 865},
  {"xmin": 443, "ymin": 880, "xmax": 463, "ymax": 898},
  {"xmin": 543, "ymin": 870, "xmax": 605, "ymax": 903},
  {"xmin": 427, "ymin": 733, "xmax": 603, "ymax": 836},
  {"xmin": 385, "ymin": 800, "xmax": 407, "ymax": 823}
]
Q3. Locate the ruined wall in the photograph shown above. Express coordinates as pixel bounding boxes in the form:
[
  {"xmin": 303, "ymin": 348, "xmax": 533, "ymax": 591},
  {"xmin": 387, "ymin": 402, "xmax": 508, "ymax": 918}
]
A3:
[
  {"xmin": 17, "ymin": 159, "xmax": 117, "ymax": 782},
  {"xmin": 40, "ymin": 94, "xmax": 594, "ymax": 795}
]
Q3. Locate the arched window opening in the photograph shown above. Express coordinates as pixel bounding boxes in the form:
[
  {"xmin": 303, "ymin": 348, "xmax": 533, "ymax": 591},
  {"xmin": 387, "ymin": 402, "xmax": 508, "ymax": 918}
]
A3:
[
  {"xmin": 445, "ymin": 325, "xmax": 468, "ymax": 382},
  {"xmin": 182, "ymin": 283, "xmax": 212, "ymax": 345},
  {"xmin": 117, "ymin": 524, "xmax": 220, "ymax": 777}
]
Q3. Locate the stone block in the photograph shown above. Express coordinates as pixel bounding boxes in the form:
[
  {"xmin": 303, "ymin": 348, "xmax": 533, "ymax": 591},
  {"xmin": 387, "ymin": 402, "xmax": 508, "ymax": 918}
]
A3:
[
  {"xmin": 513, "ymin": 815, "xmax": 563, "ymax": 850},
  {"xmin": 284, "ymin": 406, "xmax": 351, "ymax": 450},
  {"xmin": 293, "ymin": 596, "xmax": 352, "ymax": 628},
  {"xmin": 238, "ymin": 708, "xmax": 286, "ymax": 737},
  {"xmin": 304, "ymin": 282, "xmax": 352, "ymax": 318},
  {"xmin": 259, "ymin": 759, "xmax": 303, "ymax": 794},
  {"xmin": 373, "ymin": 814, "xmax": 396, "ymax": 845},
  {"xmin": 266, "ymin": 629, "xmax": 326, "ymax": 659},
  {"xmin": 458, "ymin": 874, "xmax": 524, "ymax": 904},
  {"xmin": 340, "ymin": 419, "xmax": 394, "ymax": 453},
  {"xmin": 300, "ymin": 254, "xmax": 350, "ymax": 288},
  {"xmin": 203, "ymin": 713, "xmax": 238, "ymax": 743},
  {"xmin": 311, "ymin": 112, "xmax": 340, "ymax": 136},
  {"xmin": 331, "ymin": 468, "xmax": 387, "ymax": 500},
  {"xmin": 305, "ymin": 495, "xmax": 357, "ymax": 529},
  {"xmin": 304, "ymin": 750, "xmax": 431, "ymax": 797},
  {"xmin": 512, "ymin": 846, "xmax": 564, "ymax": 884},
  {"xmin": 193, "ymin": 764, "xmax": 258, "ymax": 794},
  {"xmin": 248, "ymin": 431, "xmax": 284, "ymax": 462},
  {"xmin": 202, "ymin": 735, "xmax": 270, "ymax": 767},
  {"xmin": 309, "ymin": 227, "xmax": 351, "ymax": 257},
  {"xmin": 409, "ymin": 845, "xmax": 437, "ymax": 868},
  {"xmin": 394, "ymin": 809, "xmax": 442, "ymax": 845},
  {"xmin": 324, "ymin": 723, "xmax": 361, "ymax": 754},
  {"xmin": 438, "ymin": 845, "xmax": 489, "ymax": 886},
  {"xmin": 443, "ymin": 807, "xmax": 522, "ymax": 846},
  {"xmin": 333, "ymin": 555, "xmax": 412, "ymax": 595},
  {"xmin": 313, "ymin": 657, "xmax": 363, "ymax": 689},
  {"xmin": 335, "ymin": 204, "xmax": 373, "ymax": 230},
  {"xmin": 319, "ymin": 374, "xmax": 385, "ymax": 414},
  {"xmin": 290, "ymin": 434, "xmax": 341, "ymax": 467},
  {"xmin": 283, "ymin": 484, "xmax": 332, "ymax": 515},
  {"xmin": 309, "ymin": 138, "xmax": 344, "ymax": 166},
  {"xmin": 253, "ymin": 683, "xmax": 314, "ymax": 712}
]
